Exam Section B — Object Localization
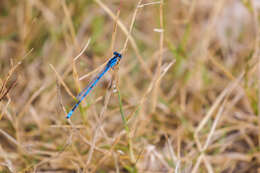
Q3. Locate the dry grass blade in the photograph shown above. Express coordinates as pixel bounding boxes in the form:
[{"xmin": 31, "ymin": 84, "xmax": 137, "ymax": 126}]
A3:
[
  {"xmin": 0, "ymin": 80, "xmax": 17, "ymax": 102},
  {"xmin": 49, "ymin": 64, "xmax": 76, "ymax": 100},
  {"xmin": 0, "ymin": 56, "xmax": 24, "ymax": 102},
  {"xmin": 138, "ymin": 1, "xmax": 162, "ymax": 8},
  {"xmin": 0, "ymin": 129, "xmax": 19, "ymax": 147},
  {"xmin": 121, "ymin": 0, "xmax": 143, "ymax": 53},
  {"xmin": 202, "ymin": 98, "xmax": 227, "ymax": 151},
  {"xmin": 193, "ymin": 73, "xmax": 244, "ymax": 172},
  {"xmin": 109, "ymin": 10, "xmax": 120, "ymax": 55},
  {"xmin": 95, "ymin": 0, "xmax": 153, "ymax": 78},
  {"xmin": 61, "ymin": 0, "xmax": 78, "ymax": 47},
  {"xmin": 73, "ymin": 38, "xmax": 91, "ymax": 61},
  {"xmin": 91, "ymin": 131, "xmax": 126, "ymax": 173},
  {"xmin": 195, "ymin": 72, "xmax": 244, "ymax": 150},
  {"xmin": 151, "ymin": 0, "xmax": 164, "ymax": 112}
]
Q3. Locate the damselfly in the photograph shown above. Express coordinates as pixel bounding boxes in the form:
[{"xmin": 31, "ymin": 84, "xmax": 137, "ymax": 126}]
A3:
[{"xmin": 66, "ymin": 51, "xmax": 122, "ymax": 119}]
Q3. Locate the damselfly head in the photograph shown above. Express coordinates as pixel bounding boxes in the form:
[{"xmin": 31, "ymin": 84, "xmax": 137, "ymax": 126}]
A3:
[
  {"xmin": 109, "ymin": 51, "xmax": 122, "ymax": 68},
  {"xmin": 113, "ymin": 51, "xmax": 122, "ymax": 59}
]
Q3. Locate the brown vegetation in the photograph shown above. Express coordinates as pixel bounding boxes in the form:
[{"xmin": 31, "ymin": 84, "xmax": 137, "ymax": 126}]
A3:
[{"xmin": 1, "ymin": 0, "xmax": 260, "ymax": 172}]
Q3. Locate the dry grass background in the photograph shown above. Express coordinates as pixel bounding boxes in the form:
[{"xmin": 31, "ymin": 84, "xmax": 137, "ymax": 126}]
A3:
[{"xmin": 1, "ymin": 0, "xmax": 260, "ymax": 172}]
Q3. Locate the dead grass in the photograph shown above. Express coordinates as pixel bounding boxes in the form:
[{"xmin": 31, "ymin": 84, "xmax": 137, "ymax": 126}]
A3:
[{"xmin": 1, "ymin": 0, "xmax": 260, "ymax": 172}]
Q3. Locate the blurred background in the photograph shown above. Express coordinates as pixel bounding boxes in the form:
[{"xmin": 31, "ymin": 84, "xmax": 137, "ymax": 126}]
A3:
[{"xmin": 1, "ymin": 0, "xmax": 260, "ymax": 172}]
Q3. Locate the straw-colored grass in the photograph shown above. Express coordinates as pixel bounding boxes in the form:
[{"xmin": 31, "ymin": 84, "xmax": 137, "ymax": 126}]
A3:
[{"xmin": 1, "ymin": 0, "xmax": 260, "ymax": 172}]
